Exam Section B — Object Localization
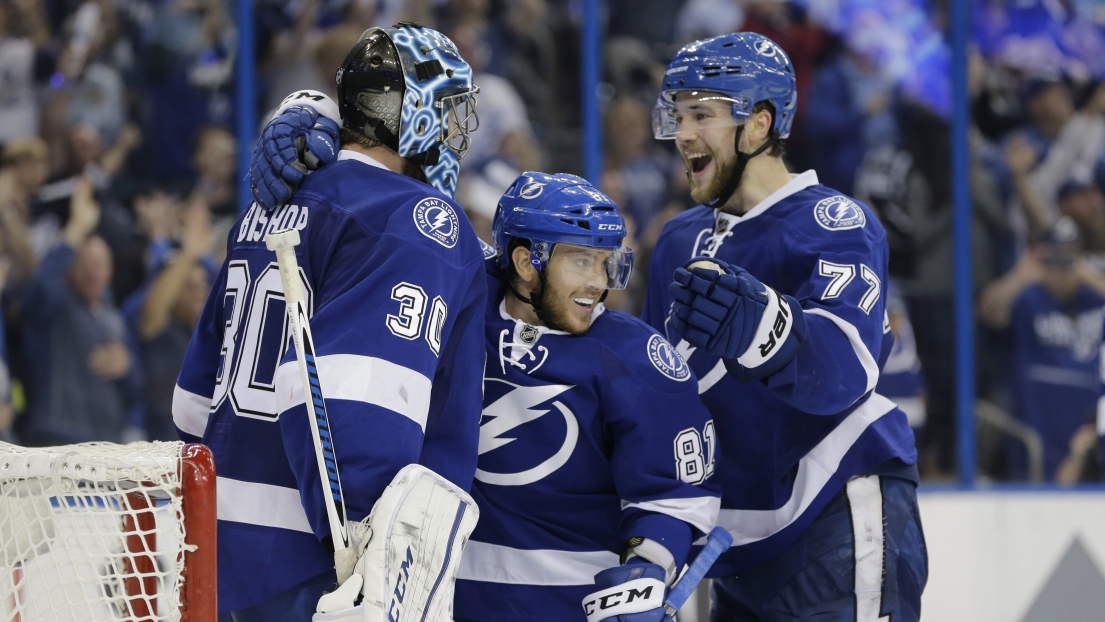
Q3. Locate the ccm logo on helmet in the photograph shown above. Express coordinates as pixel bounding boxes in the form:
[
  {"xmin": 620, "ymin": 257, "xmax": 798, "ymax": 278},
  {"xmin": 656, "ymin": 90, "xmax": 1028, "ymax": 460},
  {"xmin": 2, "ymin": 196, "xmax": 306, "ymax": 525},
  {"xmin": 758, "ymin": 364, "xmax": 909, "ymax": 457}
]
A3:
[{"xmin": 597, "ymin": 223, "xmax": 622, "ymax": 231}]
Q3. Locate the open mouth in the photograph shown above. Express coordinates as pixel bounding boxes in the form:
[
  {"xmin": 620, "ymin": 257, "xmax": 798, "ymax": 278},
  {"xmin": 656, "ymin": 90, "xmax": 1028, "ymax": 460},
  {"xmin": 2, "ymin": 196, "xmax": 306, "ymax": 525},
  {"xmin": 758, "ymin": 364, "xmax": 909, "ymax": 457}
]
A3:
[
  {"xmin": 686, "ymin": 152, "xmax": 713, "ymax": 176},
  {"xmin": 573, "ymin": 297, "xmax": 595, "ymax": 311}
]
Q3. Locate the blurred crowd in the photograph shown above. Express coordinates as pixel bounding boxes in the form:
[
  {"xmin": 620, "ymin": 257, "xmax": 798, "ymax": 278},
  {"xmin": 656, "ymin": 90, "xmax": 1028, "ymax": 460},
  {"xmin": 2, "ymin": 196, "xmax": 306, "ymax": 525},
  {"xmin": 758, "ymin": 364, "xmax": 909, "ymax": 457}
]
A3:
[{"xmin": 3, "ymin": 0, "xmax": 1105, "ymax": 484}]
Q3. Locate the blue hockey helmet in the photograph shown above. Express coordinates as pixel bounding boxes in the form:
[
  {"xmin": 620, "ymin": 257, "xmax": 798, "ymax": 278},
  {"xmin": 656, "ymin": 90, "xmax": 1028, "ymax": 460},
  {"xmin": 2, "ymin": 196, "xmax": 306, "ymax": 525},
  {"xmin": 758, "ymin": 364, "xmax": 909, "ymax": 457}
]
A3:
[
  {"xmin": 493, "ymin": 172, "xmax": 634, "ymax": 290},
  {"xmin": 653, "ymin": 32, "xmax": 796, "ymax": 140},
  {"xmin": 335, "ymin": 22, "xmax": 479, "ymax": 198}
]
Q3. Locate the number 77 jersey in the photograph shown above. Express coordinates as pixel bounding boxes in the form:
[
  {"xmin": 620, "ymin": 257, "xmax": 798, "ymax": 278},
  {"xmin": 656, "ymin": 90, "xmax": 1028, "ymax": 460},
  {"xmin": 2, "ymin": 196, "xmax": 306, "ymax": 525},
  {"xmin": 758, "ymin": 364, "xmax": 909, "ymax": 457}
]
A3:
[
  {"xmin": 641, "ymin": 170, "xmax": 919, "ymax": 578},
  {"xmin": 171, "ymin": 153, "xmax": 488, "ymax": 612}
]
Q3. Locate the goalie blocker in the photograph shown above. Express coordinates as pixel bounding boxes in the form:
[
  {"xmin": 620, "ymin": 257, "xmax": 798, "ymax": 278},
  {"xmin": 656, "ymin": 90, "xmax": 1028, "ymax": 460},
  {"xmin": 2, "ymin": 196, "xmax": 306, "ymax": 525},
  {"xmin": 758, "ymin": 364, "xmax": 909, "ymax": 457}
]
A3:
[{"xmin": 315, "ymin": 464, "xmax": 479, "ymax": 622}]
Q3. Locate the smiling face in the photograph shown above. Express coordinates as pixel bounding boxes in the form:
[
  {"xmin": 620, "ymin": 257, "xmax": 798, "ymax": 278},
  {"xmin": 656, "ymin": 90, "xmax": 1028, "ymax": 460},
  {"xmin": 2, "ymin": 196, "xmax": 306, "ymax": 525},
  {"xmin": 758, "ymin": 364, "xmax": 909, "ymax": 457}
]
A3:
[
  {"xmin": 510, "ymin": 242, "xmax": 613, "ymax": 335},
  {"xmin": 670, "ymin": 91, "xmax": 743, "ymax": 205}
]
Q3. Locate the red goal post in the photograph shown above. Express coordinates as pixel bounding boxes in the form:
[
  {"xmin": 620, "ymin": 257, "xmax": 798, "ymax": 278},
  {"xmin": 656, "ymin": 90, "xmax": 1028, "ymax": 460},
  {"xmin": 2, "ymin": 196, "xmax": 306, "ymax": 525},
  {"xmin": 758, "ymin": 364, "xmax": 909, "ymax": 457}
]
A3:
[{"xmin": 0, "ymin": 441, "xmax": 216, "ymax": 621}]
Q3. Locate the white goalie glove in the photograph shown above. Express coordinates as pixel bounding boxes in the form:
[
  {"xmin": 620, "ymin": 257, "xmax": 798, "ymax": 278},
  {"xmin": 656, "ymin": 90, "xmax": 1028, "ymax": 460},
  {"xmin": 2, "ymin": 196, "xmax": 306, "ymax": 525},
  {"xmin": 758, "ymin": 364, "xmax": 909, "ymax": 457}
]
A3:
[{"xmin": 314, "ymin": 464, "xmax": 479, "ymax": 622}]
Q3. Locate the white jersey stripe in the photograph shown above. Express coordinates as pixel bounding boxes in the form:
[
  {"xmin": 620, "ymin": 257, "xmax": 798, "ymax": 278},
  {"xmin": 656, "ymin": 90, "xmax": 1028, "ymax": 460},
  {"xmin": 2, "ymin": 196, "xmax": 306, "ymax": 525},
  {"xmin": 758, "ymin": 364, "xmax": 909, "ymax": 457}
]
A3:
[
  {"xmin": 457, "ymin": 541, "xmax": 619, "ymax": 586},
  {"xmin": 847, "ymin": 476, "xmax": 890, "ymax": 622},
  {"xmin": 172, "ymin": 384, "xmax": 212, "ymax": 438},
  {"xmin": 711, "ymin": 393, "xmax": 896, "ymax": 546},
  {"xmin": 275, "ymin": 353, "xmax": 433, "ymax": 431},
  {"xmin": 805, "ymin": 308, "xmax": 879, "ymax": 395},
  {"xmin": 216, "ymin": 476, "xmax": 314, "ymax": 533},
  {"xmin": 621, "ymin": 495, "xmax": 721, "ymax": 536}
]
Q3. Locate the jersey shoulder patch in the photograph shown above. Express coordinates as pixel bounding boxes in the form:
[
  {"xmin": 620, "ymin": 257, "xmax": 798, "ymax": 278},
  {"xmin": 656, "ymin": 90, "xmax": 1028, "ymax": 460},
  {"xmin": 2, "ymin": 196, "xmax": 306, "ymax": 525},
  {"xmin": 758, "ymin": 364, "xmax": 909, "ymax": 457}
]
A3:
[
  {"xmin": 646, "ymin": 334, "xmax": 691, "ymax": 382},
  {"xmin": 412, "ymin": 196, "xmax": 461, "ymax": 248},
  {"xmin": 813, "ymin": 195, "xmax": 866, "ymax": 231}
]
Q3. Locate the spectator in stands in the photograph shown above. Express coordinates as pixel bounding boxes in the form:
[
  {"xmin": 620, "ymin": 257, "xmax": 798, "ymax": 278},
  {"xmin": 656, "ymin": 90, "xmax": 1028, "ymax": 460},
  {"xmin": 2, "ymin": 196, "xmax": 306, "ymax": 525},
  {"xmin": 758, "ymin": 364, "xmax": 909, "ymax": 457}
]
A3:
[
  {"xmin": 187, "ymin": 125, "xmax": 236, "ymax": 221},
  {"xmin": 1056, "ymin": 180, "xmax": 1105, "ymax": 273},
  {"xmin": 0, "ymin": 0, "xmax": 51, "ymax": 143},
  {"xmin": 604, "ymin": 96, "xmax": 679, "ymax": 232},
  {"xmin": 0, "ymin": 137, "xmax": 48, "ymax": 283},
  {"xmin": 18, "ymin": 177, "xmax": 138, "ymax": 445},
  {"xmin": 978, "ymin": 218, "xmax": 1105, "ymax": 480},
  {"xmin": 134, "ymin": 200, "xmax": 213, "ymax": 441}
]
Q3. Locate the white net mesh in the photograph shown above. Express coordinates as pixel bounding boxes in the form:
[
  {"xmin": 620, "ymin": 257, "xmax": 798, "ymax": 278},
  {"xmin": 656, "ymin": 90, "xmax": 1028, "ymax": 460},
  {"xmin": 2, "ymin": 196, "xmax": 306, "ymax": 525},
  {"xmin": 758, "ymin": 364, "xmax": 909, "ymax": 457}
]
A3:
[{"xmin": 0, "ymin": 441, "xmax": 191, "ymax": 621}]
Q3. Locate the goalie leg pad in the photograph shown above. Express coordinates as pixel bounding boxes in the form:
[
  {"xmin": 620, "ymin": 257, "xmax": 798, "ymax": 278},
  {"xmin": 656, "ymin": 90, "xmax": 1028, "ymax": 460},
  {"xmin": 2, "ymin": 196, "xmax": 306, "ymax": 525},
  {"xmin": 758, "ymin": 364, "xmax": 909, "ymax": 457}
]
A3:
[{"xmin": 315, "ymin": 464, "xmax": 479, "ymax": 622}]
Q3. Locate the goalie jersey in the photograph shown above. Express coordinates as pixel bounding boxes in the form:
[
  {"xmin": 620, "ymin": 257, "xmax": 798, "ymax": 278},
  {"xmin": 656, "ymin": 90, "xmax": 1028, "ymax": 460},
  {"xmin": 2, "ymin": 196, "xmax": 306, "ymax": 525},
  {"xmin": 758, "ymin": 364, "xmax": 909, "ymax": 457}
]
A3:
[
  {"xmin": 642, "ymin": 171, "xmax": 918, "ymax": 577},
  {"xmin": 454, "ymin": 271, "xmax": 721, "ymax": 622},
  {"xmin": 172, "ymin": 151, "xmax": 487, "ymax": 611}
]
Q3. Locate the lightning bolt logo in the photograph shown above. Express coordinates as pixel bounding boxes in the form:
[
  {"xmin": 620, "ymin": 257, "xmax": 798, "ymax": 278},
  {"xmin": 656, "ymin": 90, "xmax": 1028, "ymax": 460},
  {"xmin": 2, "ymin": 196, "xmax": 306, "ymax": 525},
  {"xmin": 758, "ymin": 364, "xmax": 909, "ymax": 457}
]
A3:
[
  {"xmin": 832, "ymin": 202, "xmax": 851, "ymax": 221},
  {"xmin": 428, "ymin": 207, "xmax": 451, "ymax": 232},
  {"xmin": 476, "ymin": 380, "xmax": 579, "ymax": 486}
]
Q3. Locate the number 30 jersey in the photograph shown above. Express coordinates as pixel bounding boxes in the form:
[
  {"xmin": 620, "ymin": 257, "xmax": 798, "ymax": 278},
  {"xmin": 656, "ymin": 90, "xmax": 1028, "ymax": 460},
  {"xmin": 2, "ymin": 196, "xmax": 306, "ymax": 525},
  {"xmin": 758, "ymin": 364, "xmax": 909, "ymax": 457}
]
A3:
[
  {"xmin": 642, "ymin": 171, "xmax": 918, "ymax": 578},
  {"xmin": 172, "ymin": 151, "xmax": 487, "ymax": 611},
  {"xmin": 454, "ymin": 274, "xmax": 721, "ymax": 622}
]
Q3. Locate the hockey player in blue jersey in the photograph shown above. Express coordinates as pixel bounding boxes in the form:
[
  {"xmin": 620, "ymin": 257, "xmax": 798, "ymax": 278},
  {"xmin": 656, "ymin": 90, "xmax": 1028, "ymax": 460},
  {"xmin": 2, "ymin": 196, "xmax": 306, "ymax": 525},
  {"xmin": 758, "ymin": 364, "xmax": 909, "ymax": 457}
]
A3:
[
  {"xmin": 249, "ymin": 106, "xmax": 722, "ymax": 615},
  {"xmin": 173, "ymin": 24, "xmax": 486, "ymax": 621},
  {"xmin": 452, "ymin": 172, "xmax": 721, "ymax": 622},
  {"xmin": 643, "ymin": 33, "xmax": 928, "ymax": 620}
]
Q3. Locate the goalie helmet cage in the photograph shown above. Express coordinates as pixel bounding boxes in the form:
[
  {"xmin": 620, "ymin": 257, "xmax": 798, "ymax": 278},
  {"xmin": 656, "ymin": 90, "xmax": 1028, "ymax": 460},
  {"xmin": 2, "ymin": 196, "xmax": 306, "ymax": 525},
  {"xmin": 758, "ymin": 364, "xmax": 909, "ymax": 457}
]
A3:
[{"xmin": 0, "ymin": 441, "xmax": 216, "ymax": 621}]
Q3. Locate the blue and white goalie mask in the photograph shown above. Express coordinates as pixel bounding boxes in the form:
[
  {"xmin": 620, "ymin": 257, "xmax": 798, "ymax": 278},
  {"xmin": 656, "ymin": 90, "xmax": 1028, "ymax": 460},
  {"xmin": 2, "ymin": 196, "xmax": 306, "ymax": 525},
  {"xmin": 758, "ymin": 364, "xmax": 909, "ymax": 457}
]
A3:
[
  {"xmin": 493, "ymin": 172, "xmax": 635, "ymax": 290},
  {"xmin": 336, "ymin": 23, "xmax": 479, "ymax": 198}
]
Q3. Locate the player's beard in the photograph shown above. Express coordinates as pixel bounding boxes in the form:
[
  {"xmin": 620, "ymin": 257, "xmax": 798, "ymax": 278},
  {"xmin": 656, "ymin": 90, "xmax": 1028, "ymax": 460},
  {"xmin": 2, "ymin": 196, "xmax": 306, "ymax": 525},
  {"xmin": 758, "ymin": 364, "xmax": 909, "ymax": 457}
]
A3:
[
  {"xmin": 535, "ymin": 280, "xmax": 595, "ymax": 336},
  {"xmin": 688, "ymin": 151, "xmax": 740, "ymax": 206}
]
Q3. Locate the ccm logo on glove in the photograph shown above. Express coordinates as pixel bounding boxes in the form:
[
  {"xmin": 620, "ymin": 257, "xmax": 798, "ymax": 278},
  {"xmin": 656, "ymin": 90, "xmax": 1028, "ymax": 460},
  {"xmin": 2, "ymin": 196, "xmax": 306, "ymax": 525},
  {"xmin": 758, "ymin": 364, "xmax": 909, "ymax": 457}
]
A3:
[{"xmin": 388, "ymin": 546, "xmax": 414, "ymax": 621}]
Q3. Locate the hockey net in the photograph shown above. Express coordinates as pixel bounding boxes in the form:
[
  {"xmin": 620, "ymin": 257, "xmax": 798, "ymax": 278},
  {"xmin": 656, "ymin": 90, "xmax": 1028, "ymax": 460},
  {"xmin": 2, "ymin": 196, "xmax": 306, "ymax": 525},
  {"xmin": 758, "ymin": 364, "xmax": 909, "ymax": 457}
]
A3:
[{"xmin": 0, "ymin": 441, "xmax": 216, "ymax": 621}]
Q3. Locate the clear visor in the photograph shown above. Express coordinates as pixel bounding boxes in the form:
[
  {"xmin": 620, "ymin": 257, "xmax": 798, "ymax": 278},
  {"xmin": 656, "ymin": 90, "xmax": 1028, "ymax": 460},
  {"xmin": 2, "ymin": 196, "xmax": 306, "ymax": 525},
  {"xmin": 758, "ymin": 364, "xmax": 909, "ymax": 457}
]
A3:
[
  {"xmin": 550, "ymin": 243, "xmax": 635, "ymax": 291},
  {"xmin": 652, "ymin": 91, "xmax": 746, "ymax": 139},
  {"xmin": 438, "ymin": 86, "xmax": 480, "ymax": 159}
]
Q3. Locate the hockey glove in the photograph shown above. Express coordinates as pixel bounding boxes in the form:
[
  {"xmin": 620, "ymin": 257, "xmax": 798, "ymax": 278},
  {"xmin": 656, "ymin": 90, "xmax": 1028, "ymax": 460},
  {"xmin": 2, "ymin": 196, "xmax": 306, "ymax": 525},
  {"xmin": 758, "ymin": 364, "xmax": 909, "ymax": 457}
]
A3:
[
  {"xmin": 250, "ymin": 90, "xmax": 341, "ymax": 211},
  {"xmin": 582, "ymin": 561, "xmax": 673, "ymax": 622},
  {"xmin": 669, "ymin": 257, "xmax": 807, "ymax": 382}
]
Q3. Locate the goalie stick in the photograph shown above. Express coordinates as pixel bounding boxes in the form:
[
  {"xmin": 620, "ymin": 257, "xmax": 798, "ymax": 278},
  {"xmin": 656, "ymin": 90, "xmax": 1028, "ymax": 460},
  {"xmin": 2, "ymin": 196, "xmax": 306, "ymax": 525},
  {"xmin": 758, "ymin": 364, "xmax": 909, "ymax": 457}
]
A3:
[
  {"xmin": 663, "ymin": 526, "xmax": 734, "ymax": 616},
  {"xmin": 266, "ymin": 228, "xmax": 354, "ymax": 578}
]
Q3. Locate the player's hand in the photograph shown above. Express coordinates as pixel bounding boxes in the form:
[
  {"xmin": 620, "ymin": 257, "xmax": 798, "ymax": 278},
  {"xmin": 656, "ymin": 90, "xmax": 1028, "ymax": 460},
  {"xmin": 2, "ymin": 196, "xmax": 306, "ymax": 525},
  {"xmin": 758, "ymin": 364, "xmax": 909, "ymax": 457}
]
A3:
[
  {"xmin": 250, "ymin": 90, "xmax": 342, "ymax": 211},
  {"xmin": 313, "ymin": 518, "xmax": 372, "ymax": 621},
  {"xmin": 669, "ymin": 256, "xmax": 807, "ymax": 382},
  {"xmin": 582, "ymin": 562, "xmax": 673, "ymax": 622}
]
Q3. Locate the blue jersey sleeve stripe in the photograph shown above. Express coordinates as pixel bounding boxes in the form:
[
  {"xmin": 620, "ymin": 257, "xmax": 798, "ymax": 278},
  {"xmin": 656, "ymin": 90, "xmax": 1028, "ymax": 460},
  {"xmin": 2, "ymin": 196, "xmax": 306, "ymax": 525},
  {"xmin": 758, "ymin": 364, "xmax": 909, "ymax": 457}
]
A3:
[
  {"xmin": 216, "ymin": 476, "xmax": 313, "ymax": 534},
  {"xmin": 171, "ymin": 384, "xmax": 212, "ymax": 438},
  {"xmin": 712, "ymin": 393, "xmax": 896, "ymax": 546},
  {"xmin": 804, "ymin": 308, "xmax": 879, "ymax": 395},
  {"xmin": 621, "ymin": 495, "xmax": 721, "ymax": 536},
  {"xmin": 275, "ymin": 353, "xmax": 433, "ymax": 431},
  {"xmin": 697, "ymin": 358, "xmax": 727, "ymax": 394},
  {"xmin": 457, "ymin": 540, "xmax": 618, "ymax": 586}
]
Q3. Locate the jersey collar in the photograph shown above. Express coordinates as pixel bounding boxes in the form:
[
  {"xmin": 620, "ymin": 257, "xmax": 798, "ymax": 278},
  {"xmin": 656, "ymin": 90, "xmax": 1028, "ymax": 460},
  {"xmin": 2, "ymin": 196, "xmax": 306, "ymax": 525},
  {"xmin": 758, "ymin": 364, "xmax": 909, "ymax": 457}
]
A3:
[
  {"xmin": 714, "ymin": 169, "xmax": 819, "ymax": 230},
  {"xmin": 337, "ymin": 149, "xmax": 390, "ymax": 171}
]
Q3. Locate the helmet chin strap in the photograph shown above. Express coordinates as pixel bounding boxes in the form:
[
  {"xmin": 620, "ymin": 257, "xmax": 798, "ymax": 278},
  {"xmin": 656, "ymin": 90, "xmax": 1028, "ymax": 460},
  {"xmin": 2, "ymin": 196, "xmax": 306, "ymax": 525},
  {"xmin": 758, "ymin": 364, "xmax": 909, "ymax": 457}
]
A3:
[
  {"xmin": 706, "ymin": 125, "xmax": 774, "ymax": 210},
  {"xmin": 509, "ymin": 267, "xmax": 557, "ymax": 329}
]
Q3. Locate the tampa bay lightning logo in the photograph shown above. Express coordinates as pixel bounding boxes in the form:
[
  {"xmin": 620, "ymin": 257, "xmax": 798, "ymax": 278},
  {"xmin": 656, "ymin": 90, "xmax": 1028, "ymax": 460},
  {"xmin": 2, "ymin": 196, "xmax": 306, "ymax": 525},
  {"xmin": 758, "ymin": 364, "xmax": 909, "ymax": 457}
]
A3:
[
  {"xmin": 476, "ymin": 379, "xmax": 579, "ymax": 486},
  {"xmin": 754, "ymin": 39, "xmax": 778, "ymax": 57},
  {"xmin": 647, "ymin": 334, "xmax": 690, "ymax": 381},
  {"xmin": 813, "ymin": 196, "xmax": 866, "ymax": 231},
  {"xmin": 519, "ymin": 181, "xmax": 545, "ymax": 200},
  {"xmin": 413, "ymin": 197, "xmax": 460, "ymax": 248}
]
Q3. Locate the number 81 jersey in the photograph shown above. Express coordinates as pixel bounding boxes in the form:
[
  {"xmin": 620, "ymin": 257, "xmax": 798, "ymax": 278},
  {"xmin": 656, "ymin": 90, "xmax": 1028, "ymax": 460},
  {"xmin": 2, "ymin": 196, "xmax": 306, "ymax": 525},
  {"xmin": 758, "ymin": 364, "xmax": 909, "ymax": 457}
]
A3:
[
  {"xmin": 172, "ymin": 153, "xmax": 488, "ymax": 611},
  {"xmin": 454, "ymin": 278, "xmax": 721, "ymax": 622}
]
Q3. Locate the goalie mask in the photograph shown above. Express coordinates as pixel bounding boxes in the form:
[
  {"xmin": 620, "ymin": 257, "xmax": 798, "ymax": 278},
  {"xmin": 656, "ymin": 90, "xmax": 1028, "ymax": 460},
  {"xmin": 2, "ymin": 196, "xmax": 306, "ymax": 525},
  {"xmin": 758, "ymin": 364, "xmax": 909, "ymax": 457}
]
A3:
[
  {"xmin": 492, "ymin": 172, "xmax": 634, "ymax": 292},
  {"xmin": 336, "ymin": 23, "xmax": 480, "ymax": 198}
]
